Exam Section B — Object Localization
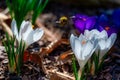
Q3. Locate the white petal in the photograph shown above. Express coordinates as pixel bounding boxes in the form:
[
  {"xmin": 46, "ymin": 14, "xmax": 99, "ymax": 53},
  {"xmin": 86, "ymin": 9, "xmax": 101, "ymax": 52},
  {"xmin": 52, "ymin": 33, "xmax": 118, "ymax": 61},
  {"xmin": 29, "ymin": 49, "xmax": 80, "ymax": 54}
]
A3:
[
  {"xmin": 84, "ymin": 30, "xmax": 90, "ymax": 36},
  {"xmin": 11, "ymin": 19, "xmax": 19, "ymax": 40},
  {"xmin": 33, "ymin": 28, "xmax": 44, "ymax": 42},
  {"xmin": 78, "ymin": 34, "xmax": 85, "ymax": 41},
  {"xmin": 95, "ymin": 40, "xmax": 100, "ymax": 55},
  {"xmin": 24, "ymin": 31, "xmax": 34, "ymax": 46},
  {"xmin": 74, "ymin": 38, "xmax": 82, "ymax": 60},
  {"xmin": 86, "ymin": 29, "xmax": 99, "ymax": 40},
  {"xmin": 99, "ymin": 33, "xmax": 117, "ymax": 59},
  {"xmin": 82, "ymin": 41, "xmax": 93, "ymax": 60},
  {"xmin": 99, "ymin": 30, "xmax": 108, "ymax": 39},
  {"xmin": 70, "ymin": 34, "xmax": 76, "ymax": 50},
  {"xmin": 25, "ymin": 28, "xmax": 44, "ymax": 46},
  {"xmin": 19, "ymin": 21, "xmax": 32, "ymax": 41},
  {"xmin": 90, "ymin": 29, "xmax": 100, "ymax": 36},
  {"xmin": 98, "ymin": 39, "xmax": 106, "ymax": 50},
  {"xmin": 98, "ymin": 39, "xmax": 108, "ymax": 59},
  {"xmin": 106, "ymin": 33, "xmax": 117, "ymax": 49},
  {"xmin": 79, "ymin": 39, "xmax": 98, "ymax": 70},
  {"xmin": 91, "ymin": 39, "xmax": 98, "ymax": 53},
  {"xmin": 79, "ymin": 41, "xmax": 93, "ymax": 69}
]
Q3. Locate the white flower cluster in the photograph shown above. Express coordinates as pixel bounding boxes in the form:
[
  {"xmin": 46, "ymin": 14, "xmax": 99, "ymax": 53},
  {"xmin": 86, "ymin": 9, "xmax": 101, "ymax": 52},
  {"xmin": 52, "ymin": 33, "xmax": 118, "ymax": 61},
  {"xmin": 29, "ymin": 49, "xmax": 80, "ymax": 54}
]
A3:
[
  {"xmin": 11, "ymin": 19, "xmax": 44, "ymax": 49},
  {"xmin": 70, "ymin": 29, "xmax": 117, "ymax": 70}
]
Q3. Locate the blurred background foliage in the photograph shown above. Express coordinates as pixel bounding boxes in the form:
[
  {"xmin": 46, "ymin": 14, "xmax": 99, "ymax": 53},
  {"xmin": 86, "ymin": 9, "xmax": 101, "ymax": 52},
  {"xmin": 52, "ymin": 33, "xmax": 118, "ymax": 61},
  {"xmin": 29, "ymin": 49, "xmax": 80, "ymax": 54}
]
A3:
[
  {"xmin": 51, "ymin": 0, "xmax": 120, "ymax": 8},
  {"xmin": 0, "ymin": 0, "xmax": 120, "ymax": 9}
]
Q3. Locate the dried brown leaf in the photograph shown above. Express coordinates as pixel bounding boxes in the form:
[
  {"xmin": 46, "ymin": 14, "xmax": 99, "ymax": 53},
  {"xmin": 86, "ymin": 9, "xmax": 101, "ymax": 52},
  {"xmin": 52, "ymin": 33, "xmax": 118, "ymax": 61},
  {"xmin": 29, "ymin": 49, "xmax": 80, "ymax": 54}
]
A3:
[
  {"xmin": 24, "ymin": 51, "xmax": 48, "ymax": 74},
  {"xmin": 58, "ymin": 50, "xmax": 73, "ymax": 62},
  {"xmin": 0, "ymin": 19, "xmax": 13, "ymax": 37},
  {"xmin": 0, "ymin": 13, "xmax": 9, "ymax": 20},
  {"xmin": 40, "ymin": 39, "xmax": 69, "ymax": 56}
]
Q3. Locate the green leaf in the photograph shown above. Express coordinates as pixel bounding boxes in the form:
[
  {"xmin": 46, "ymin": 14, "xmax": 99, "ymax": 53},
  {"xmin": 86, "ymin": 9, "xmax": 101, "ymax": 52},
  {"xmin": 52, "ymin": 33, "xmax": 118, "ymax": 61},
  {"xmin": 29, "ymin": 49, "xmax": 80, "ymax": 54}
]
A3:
[
  {"xmin": 72, "ymin": 56, "xmax": 78, "ymax": 80},
  {"xmin": 3, "ymin": 32, "xmax": 17, "ymax": 73},
  {"xmin": 32, "ymin": 0, "xmax": 49, "ymax": 24},
  {"xmin": 6, "ymin": 0, "xmax": 48, "ymax": 75}
]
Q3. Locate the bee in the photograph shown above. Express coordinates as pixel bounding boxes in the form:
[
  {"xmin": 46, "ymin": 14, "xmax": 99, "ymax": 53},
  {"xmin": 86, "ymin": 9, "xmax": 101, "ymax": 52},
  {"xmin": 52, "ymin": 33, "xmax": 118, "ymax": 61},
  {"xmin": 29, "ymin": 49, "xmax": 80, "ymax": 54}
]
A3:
[{"xmin": 56, "ymin": 16, "xmax": 68, "ymax": 26}]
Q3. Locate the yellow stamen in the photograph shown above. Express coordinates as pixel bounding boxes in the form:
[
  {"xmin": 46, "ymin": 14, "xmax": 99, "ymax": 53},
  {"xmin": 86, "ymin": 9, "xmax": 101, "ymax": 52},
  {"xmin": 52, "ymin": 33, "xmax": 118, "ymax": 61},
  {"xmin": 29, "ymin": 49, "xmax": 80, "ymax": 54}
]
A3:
[
  {"xmin": 81, "ymin": 40, "xmax": 86, "ymax": 45},
  {"xmin": 32, "ymin": 25, "xmax": 34, "ymax": 29}
]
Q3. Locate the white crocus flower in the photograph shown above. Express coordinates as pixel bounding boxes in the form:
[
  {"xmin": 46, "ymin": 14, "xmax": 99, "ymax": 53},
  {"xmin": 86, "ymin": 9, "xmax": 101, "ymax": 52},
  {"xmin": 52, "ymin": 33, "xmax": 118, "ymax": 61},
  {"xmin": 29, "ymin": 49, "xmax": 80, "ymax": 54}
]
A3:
[
  {"xmin": 70, "ymin": 34, "xmax": 98, "ymax": 70},
  {"xmin": 84, "ymin": 29, "xmax": 117, "ymax": 59},
  {"xmin": 84, "ymin": 29, "xmax": 108, "ymax": 40},
  {"xmin": 11, "ymin": 19, "xmax": 44, "ymax": 48}
]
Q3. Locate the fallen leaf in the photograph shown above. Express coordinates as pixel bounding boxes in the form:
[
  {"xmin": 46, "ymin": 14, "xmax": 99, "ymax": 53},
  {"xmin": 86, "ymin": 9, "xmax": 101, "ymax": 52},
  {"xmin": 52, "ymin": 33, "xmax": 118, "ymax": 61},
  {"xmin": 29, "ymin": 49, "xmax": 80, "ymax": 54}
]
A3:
[{"xmin": 59, "ymin": 50, "xmax": 73, "ymax": 62}]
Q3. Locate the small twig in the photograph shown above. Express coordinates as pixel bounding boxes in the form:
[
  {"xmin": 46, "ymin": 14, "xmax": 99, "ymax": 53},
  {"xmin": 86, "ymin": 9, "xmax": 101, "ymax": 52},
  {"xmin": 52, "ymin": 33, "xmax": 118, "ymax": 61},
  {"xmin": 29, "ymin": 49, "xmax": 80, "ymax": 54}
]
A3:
[
  {"xmin": 49, "ymin": 70, "xmax": 75, "ymax": 80},
  {"xmin": 0, "ymin": 19, "xmax": 13, "ymax": 37},
  {"xmin": 0, "ymin": 13, "xmax": 9, "ymax": 20},
  {"xmin": 58, "ymin": 50, "xmax": 73, "ymax": 63},
  {"xmin": 0, "ymin": 8, "xmax": 9, "ymax": 14}
]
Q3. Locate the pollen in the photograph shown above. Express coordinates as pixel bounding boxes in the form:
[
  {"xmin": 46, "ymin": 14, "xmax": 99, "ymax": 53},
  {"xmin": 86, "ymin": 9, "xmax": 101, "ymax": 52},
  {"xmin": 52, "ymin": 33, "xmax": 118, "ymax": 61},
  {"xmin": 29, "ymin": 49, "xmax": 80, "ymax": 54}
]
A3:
[
  {"xmin": 32, "ymin": 25, "xmax": 34, "ymax": 29},
  {"xmin": 81, "ymin": 40, "xmax": 86, "ymax": 45},
  {"xmin": 105, "ymin": 26, "xmax": 110, "ymax": 31}
]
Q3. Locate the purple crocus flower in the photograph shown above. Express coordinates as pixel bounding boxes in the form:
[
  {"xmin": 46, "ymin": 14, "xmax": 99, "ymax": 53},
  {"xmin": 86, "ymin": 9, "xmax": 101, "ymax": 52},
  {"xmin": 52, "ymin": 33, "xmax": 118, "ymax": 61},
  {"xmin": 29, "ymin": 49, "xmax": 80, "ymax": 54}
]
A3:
[
  {"xmin": 96, "ymin": 14, "xmax": 117, "ymax": 36},
  {"xmin": 72, "ymin": 14, "xmax": 97, "ymax": 33},
  {"xmin": 97, "ymin": 25, "xmax": 117, "ymax": 36},
  {"xmin": 112, "ymin": 8, "xmax": 120, "ymax": 29}
]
